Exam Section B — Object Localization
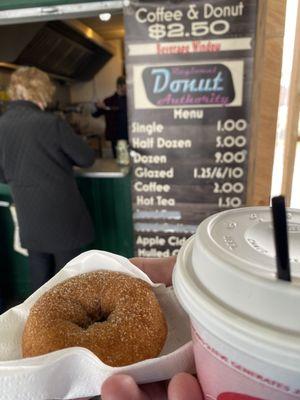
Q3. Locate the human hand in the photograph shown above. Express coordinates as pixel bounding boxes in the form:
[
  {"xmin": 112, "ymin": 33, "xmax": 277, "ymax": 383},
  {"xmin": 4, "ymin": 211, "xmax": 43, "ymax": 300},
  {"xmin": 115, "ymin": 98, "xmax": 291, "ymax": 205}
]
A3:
[{"xmin": 101, "ymin": 372, "xmax": 203, "ymax": 400}]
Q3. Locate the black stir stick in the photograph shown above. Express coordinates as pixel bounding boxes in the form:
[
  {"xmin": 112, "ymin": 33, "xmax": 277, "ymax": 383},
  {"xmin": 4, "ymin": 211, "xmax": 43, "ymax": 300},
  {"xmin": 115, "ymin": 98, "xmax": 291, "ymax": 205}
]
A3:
[{"xmin": 271, "ymin": 196, "xmax": 291, "ymax": 282}]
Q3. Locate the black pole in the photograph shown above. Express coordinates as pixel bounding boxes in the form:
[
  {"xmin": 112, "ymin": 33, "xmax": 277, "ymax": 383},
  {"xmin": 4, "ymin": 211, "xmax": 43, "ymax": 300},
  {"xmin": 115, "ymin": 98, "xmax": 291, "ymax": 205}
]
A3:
[{"xmin": 271, "ymin": 196, "xmax": 291, "ymax": 282}]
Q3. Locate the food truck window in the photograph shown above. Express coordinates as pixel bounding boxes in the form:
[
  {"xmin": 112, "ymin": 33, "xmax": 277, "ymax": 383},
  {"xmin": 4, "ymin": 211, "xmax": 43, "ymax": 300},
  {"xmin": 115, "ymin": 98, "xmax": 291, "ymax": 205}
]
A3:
[
  {"xmin": 0, "ymin": 3, "xmax": 126, "ymax": 158},
  {"xmin": 0, "ymin": 4, "xmax": 134, "ymax": 303}
]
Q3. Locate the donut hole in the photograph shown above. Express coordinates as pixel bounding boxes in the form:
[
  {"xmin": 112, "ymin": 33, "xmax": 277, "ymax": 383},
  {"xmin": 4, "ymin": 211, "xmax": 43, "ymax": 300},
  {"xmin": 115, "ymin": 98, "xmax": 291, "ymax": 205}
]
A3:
[
  {"xmin": 94, "ymin": 312, "xmax": 110, "ymax": 323},
  {"xmin": 83, "ymin": 310, "xmax": 111, "ymax": 328},
  {"xmin": 76, "ymin": 310, "xmax": 110, "ymax": 330}
]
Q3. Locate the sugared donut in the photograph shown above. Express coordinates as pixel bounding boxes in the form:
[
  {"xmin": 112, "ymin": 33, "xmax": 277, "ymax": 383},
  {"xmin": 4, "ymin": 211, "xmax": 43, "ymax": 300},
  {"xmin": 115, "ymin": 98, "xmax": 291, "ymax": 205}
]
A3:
[{"xmin": 22, "ymin": 271, "xmax": 167, "ymax": 367}]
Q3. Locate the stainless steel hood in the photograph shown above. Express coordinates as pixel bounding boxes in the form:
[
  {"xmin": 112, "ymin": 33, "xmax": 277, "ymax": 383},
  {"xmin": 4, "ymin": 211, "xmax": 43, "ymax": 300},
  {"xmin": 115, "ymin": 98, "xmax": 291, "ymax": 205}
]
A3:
[{"xmin": 0, "ymin": 19, "xmax": 116, "ymax": 81}]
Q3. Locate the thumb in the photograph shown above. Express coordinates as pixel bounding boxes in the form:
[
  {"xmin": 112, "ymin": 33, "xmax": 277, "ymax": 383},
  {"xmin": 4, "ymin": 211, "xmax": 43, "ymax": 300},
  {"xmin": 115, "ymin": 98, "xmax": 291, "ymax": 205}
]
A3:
[
  {"xmin": 101, "ymin": 374, "xmax": 150, "ymax": 400},
  {"xmin": 168, "ymin": 373, "xmax": 204, "ymax": 400}
]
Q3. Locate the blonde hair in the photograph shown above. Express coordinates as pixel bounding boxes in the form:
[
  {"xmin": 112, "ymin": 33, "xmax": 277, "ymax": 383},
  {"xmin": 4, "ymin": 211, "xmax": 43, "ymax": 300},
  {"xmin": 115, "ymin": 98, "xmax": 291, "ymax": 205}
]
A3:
[{"xmin": 8, "ymin": 67, "xmax": 55, "ymax": 108}]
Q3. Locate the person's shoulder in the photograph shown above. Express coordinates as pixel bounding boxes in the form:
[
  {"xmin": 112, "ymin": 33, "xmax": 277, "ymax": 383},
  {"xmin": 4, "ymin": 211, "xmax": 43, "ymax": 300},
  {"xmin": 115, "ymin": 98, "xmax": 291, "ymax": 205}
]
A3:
[
  {"xmin": 0, "ymin": 109, "xmax": 10, "ymax": 121},
  {"xmin": 0, "ymin": 107, "xmax": 20, "ymax": 127},
  {"xmin": 0, "ymin": 113, "xmax": 8, "ymax": 130},
  {"xmin": 34, "ymin": 112, "xmax": 69, "ymax": 135},
  {"xmin": 43, "ymin": 110, "xmax": 60, "ymax": 120},
  {"xmin": 39, "ymin": 111, "xmax": 65, "ymax": 126}
]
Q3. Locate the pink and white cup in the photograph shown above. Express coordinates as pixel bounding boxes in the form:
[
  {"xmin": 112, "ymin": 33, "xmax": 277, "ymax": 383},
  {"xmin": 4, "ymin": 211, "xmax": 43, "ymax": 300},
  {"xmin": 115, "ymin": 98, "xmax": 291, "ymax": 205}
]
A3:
[{"xmin": 173, "ymin": 207, "xmax": 300, "ymax": 400}]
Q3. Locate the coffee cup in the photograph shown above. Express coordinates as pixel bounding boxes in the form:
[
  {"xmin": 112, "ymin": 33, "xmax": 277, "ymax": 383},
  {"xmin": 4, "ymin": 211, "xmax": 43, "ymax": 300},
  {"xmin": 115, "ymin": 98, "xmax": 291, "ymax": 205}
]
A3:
[{"xmin": 173, "ymin": 207, "xmax": 300, "ymax": 399}]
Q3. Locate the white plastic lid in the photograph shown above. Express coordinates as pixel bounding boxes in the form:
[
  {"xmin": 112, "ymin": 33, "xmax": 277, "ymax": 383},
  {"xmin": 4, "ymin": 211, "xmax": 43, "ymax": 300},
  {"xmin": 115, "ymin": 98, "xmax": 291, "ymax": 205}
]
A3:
[{"xmin": 192, "ymin": 206, "xmax": 300, "ymax": 332}]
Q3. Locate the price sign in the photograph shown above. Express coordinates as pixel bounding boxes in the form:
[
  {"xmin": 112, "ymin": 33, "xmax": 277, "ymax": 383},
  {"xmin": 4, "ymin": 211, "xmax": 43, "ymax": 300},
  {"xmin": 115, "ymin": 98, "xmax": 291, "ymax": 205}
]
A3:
[{"xmin": 124, "ymin": 0, "xmax": 258, "ymax": 257}]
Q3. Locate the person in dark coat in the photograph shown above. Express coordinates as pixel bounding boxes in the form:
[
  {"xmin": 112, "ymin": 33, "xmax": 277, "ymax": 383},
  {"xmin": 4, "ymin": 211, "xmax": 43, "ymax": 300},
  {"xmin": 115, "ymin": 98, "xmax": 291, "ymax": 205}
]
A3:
[
  {"xmin": 92, "ymin": 76, "xmax": 128, "ymax": 158},
  {"xmin": 0, "ymin": 67, "xmax": 95, "ymax": 293}
]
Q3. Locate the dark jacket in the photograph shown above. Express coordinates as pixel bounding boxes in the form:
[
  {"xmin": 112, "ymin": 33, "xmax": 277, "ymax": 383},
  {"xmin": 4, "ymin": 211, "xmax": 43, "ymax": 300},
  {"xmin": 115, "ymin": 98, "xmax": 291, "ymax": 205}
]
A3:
[
  {"xmin": 92, "ymin": 92, "xmax": 128, "ymax": 141},
  {"xmin": 0, "ymin": 100, "xmax": 95, "ymax": 252}
]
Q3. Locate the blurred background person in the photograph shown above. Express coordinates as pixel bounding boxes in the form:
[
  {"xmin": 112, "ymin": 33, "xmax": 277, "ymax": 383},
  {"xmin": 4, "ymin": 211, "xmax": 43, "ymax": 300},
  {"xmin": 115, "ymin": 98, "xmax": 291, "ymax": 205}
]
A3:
[
  {"xmin": 92, "ymin": 76, "xmax": 128, "ymax": 158},
  {"xmin": 0, "ymin": 67, "xmax": 95, "ymax": 294}
]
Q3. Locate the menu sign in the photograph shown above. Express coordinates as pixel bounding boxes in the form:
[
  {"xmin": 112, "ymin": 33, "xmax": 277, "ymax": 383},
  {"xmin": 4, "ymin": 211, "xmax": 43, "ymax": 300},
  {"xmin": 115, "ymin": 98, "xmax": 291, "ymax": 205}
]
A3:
[{"xmin": 124, "ymin": 0, "xmax": 258, "ymax": 257}]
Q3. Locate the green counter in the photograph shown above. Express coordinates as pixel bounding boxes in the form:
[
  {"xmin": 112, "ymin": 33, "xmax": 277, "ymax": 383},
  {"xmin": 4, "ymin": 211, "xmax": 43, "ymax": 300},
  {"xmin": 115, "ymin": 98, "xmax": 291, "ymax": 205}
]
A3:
[
  {"xmin": 0, "ymin": 160, "xmax": 134, "ymax": 301},
  {"xmin": 77, "ymin": 167, "xmax": 134, "ymax": 257}
]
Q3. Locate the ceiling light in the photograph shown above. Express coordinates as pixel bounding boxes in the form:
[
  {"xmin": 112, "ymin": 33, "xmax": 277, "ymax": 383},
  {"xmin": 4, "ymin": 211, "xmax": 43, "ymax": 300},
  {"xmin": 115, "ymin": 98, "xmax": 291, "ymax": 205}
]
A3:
[{"xmin": 99, "ymin": 13, "xmax": 111, "ymax": 22}]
